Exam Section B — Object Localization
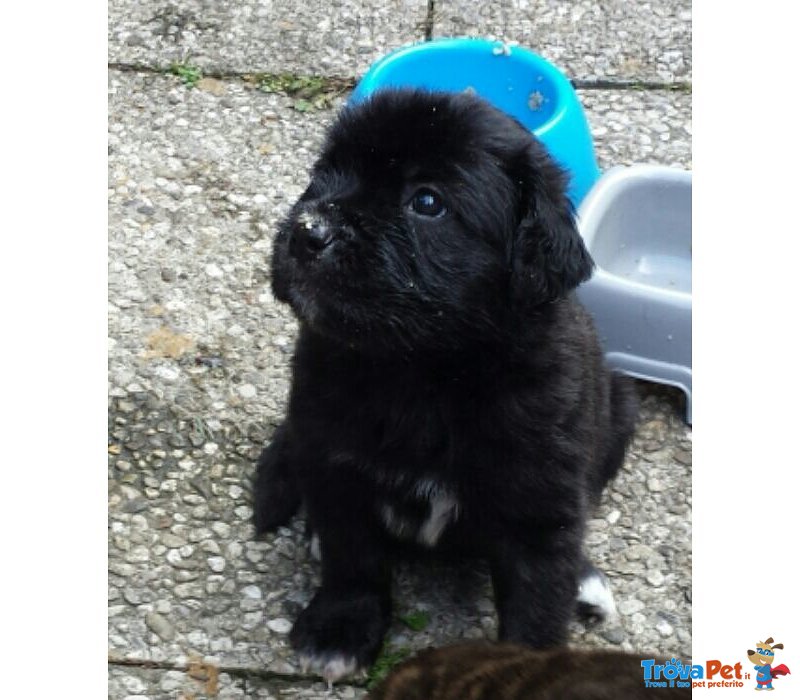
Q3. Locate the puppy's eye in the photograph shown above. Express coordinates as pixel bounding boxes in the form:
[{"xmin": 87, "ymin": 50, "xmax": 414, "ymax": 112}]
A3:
[{"xmin": 409, "ymin": 188, "xmax": 447, "ymax": 218}]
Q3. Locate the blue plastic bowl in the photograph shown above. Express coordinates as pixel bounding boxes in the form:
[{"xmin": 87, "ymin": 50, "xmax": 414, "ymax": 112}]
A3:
[{"xmin": 350, "ymin": 38, "xmax": 601, "ymax": 207}]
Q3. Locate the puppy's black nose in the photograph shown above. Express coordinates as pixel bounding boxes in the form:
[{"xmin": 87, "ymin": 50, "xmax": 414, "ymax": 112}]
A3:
[
  {"xmin": 290, "ymin": 219, "xmax": 334, "ymax": 260},
  {"xmin": 301, "ymin": 224, "xmax": 334, "ymax": 251}
]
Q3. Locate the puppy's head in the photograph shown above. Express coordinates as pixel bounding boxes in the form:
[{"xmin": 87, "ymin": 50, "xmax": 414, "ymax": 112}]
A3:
[{"xmin": 271, "ymin": 89, "xmax": 593, "ymax": 352}]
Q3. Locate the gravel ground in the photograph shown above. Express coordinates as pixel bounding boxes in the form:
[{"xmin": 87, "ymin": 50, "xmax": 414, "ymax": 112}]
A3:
[{"xmin": 108, "ymin": 3, "xmax": 691, "ymax": 697}]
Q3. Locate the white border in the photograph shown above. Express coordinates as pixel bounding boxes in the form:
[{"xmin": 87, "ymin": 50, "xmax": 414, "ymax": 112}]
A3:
[
  {"xmin": 693, "ymin": 2, "xmax": 799, "ymax": 694},
  {"xmin": 1, "ymin": 3, "xmax": 108, "ymax": 697}
]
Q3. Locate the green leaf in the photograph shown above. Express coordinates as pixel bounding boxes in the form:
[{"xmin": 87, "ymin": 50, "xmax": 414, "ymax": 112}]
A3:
[
  {"xmin": 366, "ymin": 644, "xmax": 411, "ymax": 690},
  {"xmin": 398, "ymin": 610, "xmax": 430, "ymax": 632},
  {"xmin": 170, "ymin": 63, "xmax": 202, "ymax": 88}
]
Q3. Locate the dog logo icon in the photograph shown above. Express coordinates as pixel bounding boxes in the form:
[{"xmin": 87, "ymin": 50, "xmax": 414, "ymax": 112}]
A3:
[{"xmin": 747, "ymin": 638, "xmax": 791, "ymax": 691}]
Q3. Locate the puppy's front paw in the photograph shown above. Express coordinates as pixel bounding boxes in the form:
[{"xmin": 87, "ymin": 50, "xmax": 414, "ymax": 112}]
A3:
[
  {"xmin": 290, "ymin": 589, "xmax": 390, "ymax": 683},
  {"xmin": 253, "ymin": 428, "xmax": 300, "ymax": 535},
  {"xmin": 298, "ymin": 652, "xmax": 359, "ymax": 685}
]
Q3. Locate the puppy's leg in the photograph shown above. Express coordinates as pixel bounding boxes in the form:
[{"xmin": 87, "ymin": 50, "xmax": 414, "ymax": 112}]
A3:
[
  {"xmin": 489, "ymin": 529, "xmax": 581, "ymax": 648},
  {"xmin": 290, "ymin": 481, "xmax": 392, "ymax": 683},
  {"xmin": 252, "ymin": 423, "xmax": 301, "ymax": 534}
]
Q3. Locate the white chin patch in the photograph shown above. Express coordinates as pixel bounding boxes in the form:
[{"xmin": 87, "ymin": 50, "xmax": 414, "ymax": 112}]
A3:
[
  {"xmin": 298, "ymin": 652, "xmax": 358, "ymax": 685},
  {"xmin": 576, "ymin": 570, "xmax": 617, "ymax": 619}
]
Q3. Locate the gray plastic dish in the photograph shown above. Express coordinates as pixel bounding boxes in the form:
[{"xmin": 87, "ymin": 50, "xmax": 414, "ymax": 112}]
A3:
[{"xmin": 576, "ymin": 164, "xmax": 692, "ymax": 423}]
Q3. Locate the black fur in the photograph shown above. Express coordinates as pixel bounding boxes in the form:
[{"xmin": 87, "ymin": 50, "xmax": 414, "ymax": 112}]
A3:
[{"xmin": 254, "ymin": 89, "xmax": 638, "ymax": 679}]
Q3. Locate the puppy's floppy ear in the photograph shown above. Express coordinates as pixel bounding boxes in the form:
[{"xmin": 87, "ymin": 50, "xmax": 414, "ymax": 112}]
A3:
[{"xmin": 509, "ymin": 140, "xmax": 594, "ymax": 306}]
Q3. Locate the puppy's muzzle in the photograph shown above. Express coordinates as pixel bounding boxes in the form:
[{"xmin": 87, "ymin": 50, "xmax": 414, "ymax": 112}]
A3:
[{"xmin": 289, "ymin": 213, "xmax": 335, "ymax": 263}]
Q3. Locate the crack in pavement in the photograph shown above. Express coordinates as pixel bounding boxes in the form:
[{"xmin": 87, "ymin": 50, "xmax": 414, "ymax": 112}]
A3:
[
  {"xmin": 107, "ymin": 61, "xmax": 691, "ymax": 93},
  {"xmin": 108, "ymin": 653, "xmax": 370, "ymax": 688}
]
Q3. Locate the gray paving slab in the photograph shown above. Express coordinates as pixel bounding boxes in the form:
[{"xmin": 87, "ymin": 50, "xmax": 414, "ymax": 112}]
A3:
[
  {"xmin": 108, "ymin": 664, "xmax": 367, "ymax": 699},
  {"xmin": 108, "ymin": 0, "xmax": 429, "ymax": 76},
  {"xmin": 433, "ymin": 0, "xmax": 692, "ymax": 83},
  {"xmin": 108, "ymin": 1, "xmax": 691, "ymax": 84},
  {"xmin": 108, "ymin": 69, "xmax": 691, "ymax": 693},
  {"xmin": 108, "ymin": 664, "xmax": 246, "ymax": 699}
]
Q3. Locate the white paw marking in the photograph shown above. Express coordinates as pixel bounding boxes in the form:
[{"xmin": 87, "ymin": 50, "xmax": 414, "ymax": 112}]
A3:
[
  {"xmin": 577, "ymin": 571, "xmax": 617, "ymax": 618},
  {"xmin": 298, "ymin": 652, "xmax": 358, "ymax": 684}
]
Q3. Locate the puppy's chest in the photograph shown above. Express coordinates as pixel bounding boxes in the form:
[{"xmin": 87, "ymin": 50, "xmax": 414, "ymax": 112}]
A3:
[
  {"xmin": 342, "ymin": 404, "xmax": 467, "ymax": 545},
  {"xmin": 293, "ymin": 352, "xmax": 523, "ymax": 543},
  {"xmin": 355, "ymin": 401, "xmax": 486, "ymax": 548},
  {"xmin": 377, "ymin": 477, "xmax": 461, "ymax": 548}
]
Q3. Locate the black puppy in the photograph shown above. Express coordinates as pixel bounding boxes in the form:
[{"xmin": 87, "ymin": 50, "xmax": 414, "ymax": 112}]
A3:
[{"xmin": 254, "ymin": 89, "xmax": 637, "ymax": 682}]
